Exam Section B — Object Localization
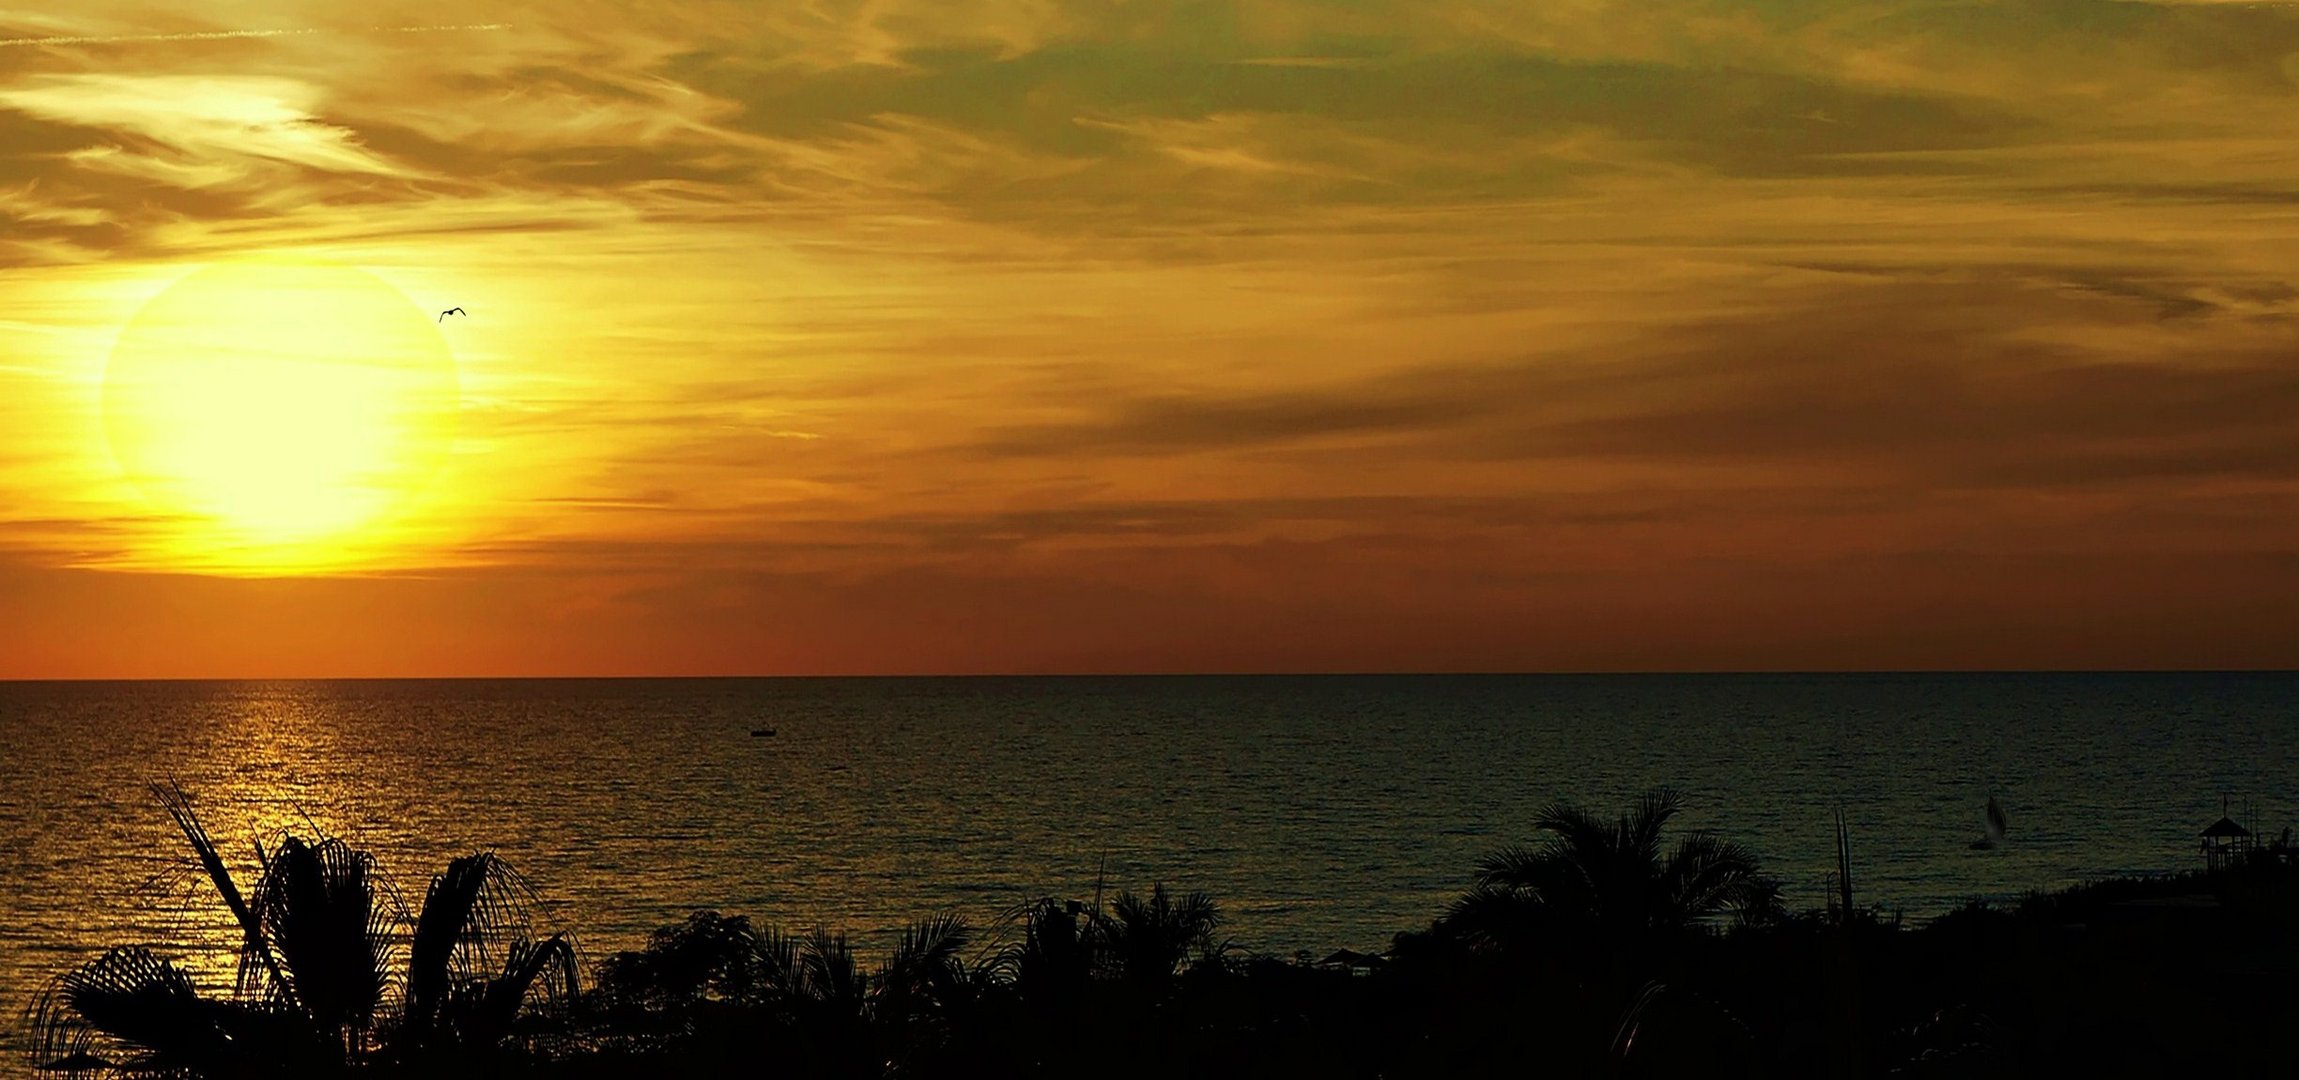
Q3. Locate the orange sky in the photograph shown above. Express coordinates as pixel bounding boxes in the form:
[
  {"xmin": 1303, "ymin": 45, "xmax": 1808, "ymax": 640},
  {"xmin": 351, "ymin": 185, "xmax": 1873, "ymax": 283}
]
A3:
[{"xmin": 4, "ymin": 0, "xmax": 2299, "ymax": 676}]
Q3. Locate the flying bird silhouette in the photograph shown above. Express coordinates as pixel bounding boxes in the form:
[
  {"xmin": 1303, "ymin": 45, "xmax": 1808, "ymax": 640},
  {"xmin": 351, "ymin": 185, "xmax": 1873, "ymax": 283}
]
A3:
[{"xmin": 437, "ymin": 307, "xmax": 466, "ymax": 322}]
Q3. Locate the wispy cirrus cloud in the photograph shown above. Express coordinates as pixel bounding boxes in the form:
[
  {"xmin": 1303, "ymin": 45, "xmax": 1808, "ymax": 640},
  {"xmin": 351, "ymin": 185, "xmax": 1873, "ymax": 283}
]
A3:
[
  {"xmin": 0, "ymin": 23, "xmax": 508, "ymax": 48},
  {"xmin": 4, "ymin": 0, "xmax": 2299, "ymax": 671},
  {"xmin": 0, "ymin": 73, "xmax": 408, "ymax": 178}
]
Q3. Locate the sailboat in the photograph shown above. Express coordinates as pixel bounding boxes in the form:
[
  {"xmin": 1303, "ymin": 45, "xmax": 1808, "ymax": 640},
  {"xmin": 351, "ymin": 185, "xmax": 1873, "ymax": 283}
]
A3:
[{"xmin": 1969, "ymin": 795, "xmax": 2008, "ymax": 850}]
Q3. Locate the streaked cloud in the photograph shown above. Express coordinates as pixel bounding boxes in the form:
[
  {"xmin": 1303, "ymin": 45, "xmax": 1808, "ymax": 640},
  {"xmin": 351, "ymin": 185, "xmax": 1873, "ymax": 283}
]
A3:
[
  {"xmin": 2, "ymin": 0, "xmax": 2298, "ymax": 671},
  {"xmin": 0, "ymin": 73, "xmax": 406, "ymax": 178},
  {"xmin": 0, "ymin": 23, "xmax": 509, "ymax": 48}
]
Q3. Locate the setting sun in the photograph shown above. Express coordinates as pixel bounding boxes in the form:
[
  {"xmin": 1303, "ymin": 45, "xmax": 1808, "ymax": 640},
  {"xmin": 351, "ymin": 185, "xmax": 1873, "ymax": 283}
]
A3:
[{"xmin": 100, "ymin": 262, "xmax": 460, "ymax": 569}]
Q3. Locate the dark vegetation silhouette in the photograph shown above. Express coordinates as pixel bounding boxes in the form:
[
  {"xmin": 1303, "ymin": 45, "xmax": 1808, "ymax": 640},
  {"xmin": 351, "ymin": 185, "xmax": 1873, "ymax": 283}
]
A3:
[
  {"xmin": 27, "ymin": 785, "xmax": 2299, "ymax": 1078},
  {"xmin": 1439, "ymin": 788, "xmax": 1781, "ymax": 954},
  {"xmin": 30, "ymin": 784, "xmax": 574, "ymax": 1077}
]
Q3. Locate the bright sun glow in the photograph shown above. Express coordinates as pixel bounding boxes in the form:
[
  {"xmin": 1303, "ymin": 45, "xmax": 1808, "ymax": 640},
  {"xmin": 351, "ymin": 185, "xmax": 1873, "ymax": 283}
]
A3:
[{"xmin": 103, "ymin": 262, "xmax": 460, "ymax": 570}]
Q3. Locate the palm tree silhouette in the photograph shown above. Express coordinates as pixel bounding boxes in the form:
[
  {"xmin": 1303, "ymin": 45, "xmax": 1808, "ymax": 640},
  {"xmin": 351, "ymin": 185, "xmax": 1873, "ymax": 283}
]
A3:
[
  {"xmin": 1441, "ymin": 788, "xmax": 1778, "ymax": 958},
  {"xmin": 585, "ymin": 907, "xmax": 982, "ymax": 1077},
  {"xmin": 30, "ymin": 784, "xmax": 574, "ymax": 1076},
  {"xmin": 1006, "ymin": 898, "xmax": 1093, "ymax": 1004},
  {"xmin": 1091, "ymin": 884, "xmax": 1225, "ymax": 989}
]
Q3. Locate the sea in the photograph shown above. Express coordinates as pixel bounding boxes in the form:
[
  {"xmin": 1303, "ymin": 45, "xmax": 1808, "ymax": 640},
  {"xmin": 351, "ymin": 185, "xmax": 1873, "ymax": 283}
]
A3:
[{"xmin": 1, "ymin": 673, "xmax": 2294, "ymax": 1065}]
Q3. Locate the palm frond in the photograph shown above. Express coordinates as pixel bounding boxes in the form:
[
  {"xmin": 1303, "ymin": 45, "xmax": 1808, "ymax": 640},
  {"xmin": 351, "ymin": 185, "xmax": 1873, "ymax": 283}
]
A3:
[
  {"xmin": 885, "ymin": 915, "xmax": 969, "ymax": 989},
  {"xmin": 877, "ymin": 915, "xmax": 970, "ymax": 1021},
  {"xmin": 1532, "ymin": 798, "xmax": 1614, "ymax": 857},
  {"xmin": 405, "ymin": 853, "xmax": 532, "ymax": 1033},
  {"xmin": 1660, "ymin": 833, "xmax": 1768, "ymax": 926},
  {"xmin": 151, "ymin": 782, "xmax": 286, "ymax": 1005},
  {"xmin": 1625, "ymin": 788, "xmax": 1685, "ymax": 861},
  {"xmin": 1449, "ymin": 788, "xmax": 1772, "ymax": 953},
  {"xmin": 1471, "ymin": 843, "xmax": 1550, "ymax": 889},
  {"xmin": 1729, "ymin": 875, "xmax": 1786, "ymax": 929},
  {"xmin": 1170, "ymin": 890, "xmax": 1223, "ymax": 945},
  {"xmin": 30, "ymin": 947, "xmax": 232, "ymax": 1076},
  {"xmin": 459, "ymin": 934, "xmax": 578, "ymax": 1047},
  {"xmin": 754, "ymin": 925, "xmax": 802, "ymax": 1000},
  {"xmin": 71, "ymin": 788, "xmax": 579, "ymax": 1072},
  {"xmin": 1094, "ymin": 885, "xmax": 1223, "ymax": 985},
  {"xmin": 250, "ymin": 836, "xmax": 391, "ymax": 1044},
  {"xmin": 799, "ymin": 929, "xmax": 866, "ymax": 1012},
  {"xmin": 1471, "ymin": 840, "xmax": 1601, "ymax": 918},
  {"xmin": 1440, "ymin": 883, "xmax": 1558, "ymax": 953}
]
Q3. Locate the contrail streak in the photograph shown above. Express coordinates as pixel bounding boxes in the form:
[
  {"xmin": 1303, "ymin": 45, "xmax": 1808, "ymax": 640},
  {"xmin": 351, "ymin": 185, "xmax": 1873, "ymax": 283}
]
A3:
[{"xmin": 0, "ymin": 23, "xmax": 512, "ymax": 48}]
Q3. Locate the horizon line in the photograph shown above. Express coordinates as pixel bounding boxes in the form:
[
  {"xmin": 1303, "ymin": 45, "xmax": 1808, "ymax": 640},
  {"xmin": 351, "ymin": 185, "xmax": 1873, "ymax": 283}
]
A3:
[{"xmin": 5, "ymin": 667, "xmax": 2297, "ymax": 684}]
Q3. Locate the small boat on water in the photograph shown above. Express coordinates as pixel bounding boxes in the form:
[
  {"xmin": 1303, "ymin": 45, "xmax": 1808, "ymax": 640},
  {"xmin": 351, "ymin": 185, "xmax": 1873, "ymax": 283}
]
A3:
[{"xmin": 750, "ymin": 728, "xmax": 777, "ymax": 738}]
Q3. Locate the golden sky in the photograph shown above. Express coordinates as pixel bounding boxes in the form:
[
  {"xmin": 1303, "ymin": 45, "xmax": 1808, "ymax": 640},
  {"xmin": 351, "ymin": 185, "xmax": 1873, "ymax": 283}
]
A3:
[{"xmin": 4, "ymin": 0, "xmax": 2298, "ymax": 676}]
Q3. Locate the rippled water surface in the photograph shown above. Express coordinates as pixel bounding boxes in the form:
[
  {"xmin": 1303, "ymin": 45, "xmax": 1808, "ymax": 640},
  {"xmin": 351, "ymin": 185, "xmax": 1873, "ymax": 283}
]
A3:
[{"xmin": 3, "ymin": 674, "xmax": 2295, "ymax": 1065}]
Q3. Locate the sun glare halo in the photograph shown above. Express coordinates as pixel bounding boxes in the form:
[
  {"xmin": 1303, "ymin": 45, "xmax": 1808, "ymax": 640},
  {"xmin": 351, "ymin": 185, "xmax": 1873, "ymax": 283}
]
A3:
[{"xmin": 102, "ymin": 262, "xmax": 462, "ymax": 570}]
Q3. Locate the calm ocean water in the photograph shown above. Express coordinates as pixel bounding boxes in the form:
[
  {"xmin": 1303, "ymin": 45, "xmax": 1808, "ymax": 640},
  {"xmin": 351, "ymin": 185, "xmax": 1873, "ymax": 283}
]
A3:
[{"xmin": 2, "ymin": 673, "xmax": 2295, "ymax": 1063}]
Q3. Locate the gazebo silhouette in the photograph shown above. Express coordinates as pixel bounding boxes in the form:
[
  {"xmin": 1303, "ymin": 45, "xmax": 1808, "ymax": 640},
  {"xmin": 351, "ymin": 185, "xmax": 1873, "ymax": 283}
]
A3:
[{"xmin": 2201, "ymin": 796, "xmax": 2253, "ymax": 872}]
